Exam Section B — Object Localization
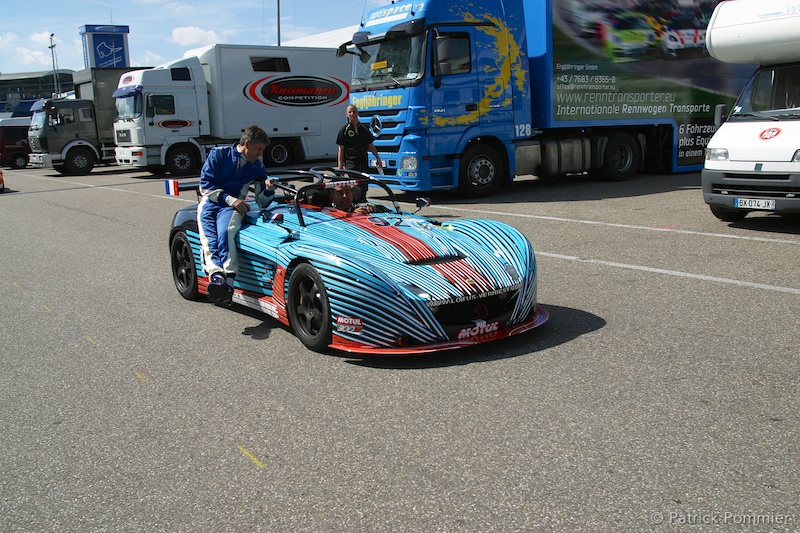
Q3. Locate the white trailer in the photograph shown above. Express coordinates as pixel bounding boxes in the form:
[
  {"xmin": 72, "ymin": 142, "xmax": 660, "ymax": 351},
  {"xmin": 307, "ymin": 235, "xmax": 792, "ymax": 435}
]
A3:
[
  {"xmin": 113, "ymin": 44, "xmax": 350, "ymax": 175},
  {"xmin": 702, "ymin": 0, "xmax": 800, "ymax": 220}
]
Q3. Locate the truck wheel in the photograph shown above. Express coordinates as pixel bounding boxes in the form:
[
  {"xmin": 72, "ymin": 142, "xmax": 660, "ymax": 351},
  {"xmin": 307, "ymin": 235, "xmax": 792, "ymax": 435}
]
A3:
[
  {"xmin": 11, "ymin": 154, "xmax": 28, "ymax": 169},
  {"xmin": 166, "ymin": 146, "xmax": 198, "ymax": 176},
  {"xmin": 459, "ymin": 144, "xmax": 503, "ymax": 198},
  {"xmin": 64, "ymin": 147, "xmax": 95, "ymax": 175},
  {"xmin": 709, "ymin": 205, "xmax": 747, "ymax": 222},
  {"xmin": 600, "ymin": 133, "xmax": 640, "ymax": 181},
  {"xmin": 266, "ymin": 140, "xmax": 293, "ymax": 166}
]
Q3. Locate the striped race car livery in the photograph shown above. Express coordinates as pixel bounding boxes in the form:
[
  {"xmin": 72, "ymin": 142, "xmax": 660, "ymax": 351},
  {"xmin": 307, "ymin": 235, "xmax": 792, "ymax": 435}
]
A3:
[{"xmin": 169, "ymin": 170, "xmax": 547, "ymax": 354}]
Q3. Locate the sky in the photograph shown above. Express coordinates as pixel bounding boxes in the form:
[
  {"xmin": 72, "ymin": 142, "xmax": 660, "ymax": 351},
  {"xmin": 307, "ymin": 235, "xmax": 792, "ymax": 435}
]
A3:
[{"xmin": 0, "ymin": 0, "xmax": 382, "ymax": 75}]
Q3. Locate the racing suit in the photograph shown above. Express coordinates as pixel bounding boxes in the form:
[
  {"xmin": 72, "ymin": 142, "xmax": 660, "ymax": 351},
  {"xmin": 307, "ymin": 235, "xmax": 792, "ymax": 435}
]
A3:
[{"xmin": 197, "ymin": 143, "xmax": 274, "ymax": 281}]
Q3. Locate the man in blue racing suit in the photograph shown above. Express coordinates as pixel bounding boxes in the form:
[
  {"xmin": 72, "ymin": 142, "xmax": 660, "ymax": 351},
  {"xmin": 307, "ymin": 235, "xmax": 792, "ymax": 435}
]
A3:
[{"xmin": 198, "ymin": 125, "xmax": 274, "ymax": 305}]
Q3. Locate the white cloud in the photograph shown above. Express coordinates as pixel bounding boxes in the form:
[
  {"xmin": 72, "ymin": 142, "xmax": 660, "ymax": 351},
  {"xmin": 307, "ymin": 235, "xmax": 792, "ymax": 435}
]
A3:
[
  {"xmin": 15, "ymin": 48, "xmax": 51, "ymax": 68},
  {"xmin": 133, "ymin": 50, "xmax": 166, "ymax": 67},
  {"xmin": 171, "ymin": 26, "xmax": 222, "ymax": 47}
]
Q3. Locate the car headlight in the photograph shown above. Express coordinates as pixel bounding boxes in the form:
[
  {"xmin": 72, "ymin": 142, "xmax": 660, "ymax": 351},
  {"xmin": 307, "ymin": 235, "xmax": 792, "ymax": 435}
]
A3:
[
  {"xmin": 401, "ymin": 156, "xmax": 418, "ymax": 171},
  {"xmin": 706, "ymin": 148, "xmax": 729, "ymax": 161}
]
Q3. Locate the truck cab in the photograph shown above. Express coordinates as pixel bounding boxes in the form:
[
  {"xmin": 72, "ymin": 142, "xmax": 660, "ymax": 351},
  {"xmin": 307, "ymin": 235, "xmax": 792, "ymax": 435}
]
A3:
[{"xmin": 28, "ymin": 99, "xmax": 101, "ymax": 175}]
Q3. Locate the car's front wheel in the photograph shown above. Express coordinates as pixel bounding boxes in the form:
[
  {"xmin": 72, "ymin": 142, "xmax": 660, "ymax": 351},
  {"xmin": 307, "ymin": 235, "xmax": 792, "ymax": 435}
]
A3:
[
  {"xmin": 170, "ymin": 231, "xmax": 201, "ymax": 300},
  {"xmin": 287, "ymin": 263, "xmax": 332, "ymax": 351}
]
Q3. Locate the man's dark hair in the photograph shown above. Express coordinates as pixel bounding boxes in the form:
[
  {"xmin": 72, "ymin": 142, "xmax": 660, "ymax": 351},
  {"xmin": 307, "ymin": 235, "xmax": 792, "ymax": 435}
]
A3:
[{"xmin": 240, "ymin": 124, "xmax": 270, "ymax": 146}]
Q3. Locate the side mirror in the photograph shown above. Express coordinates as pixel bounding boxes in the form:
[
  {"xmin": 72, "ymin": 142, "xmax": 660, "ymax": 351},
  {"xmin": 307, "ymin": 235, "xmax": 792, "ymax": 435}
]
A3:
[
  {"xmin": 336, "ymin": 44, "xmax": 347, "ymax": 58},
  {"xmin": 415, "ymin": 197, "xmax": 432, "ymax": 208},
  {"xmin": 714, "ymin": 103, "xmax": 728, "ymax": 128}
]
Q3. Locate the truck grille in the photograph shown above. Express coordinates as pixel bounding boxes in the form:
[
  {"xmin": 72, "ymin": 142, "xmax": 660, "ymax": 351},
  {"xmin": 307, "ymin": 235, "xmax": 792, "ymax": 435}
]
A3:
[
  {"xmin": 711, "ymin": 183, "xmax": 800, "ymax": 198},
  {"xmin": 116, "ymin": 129, "xmax": 131, "ymax": 143}
]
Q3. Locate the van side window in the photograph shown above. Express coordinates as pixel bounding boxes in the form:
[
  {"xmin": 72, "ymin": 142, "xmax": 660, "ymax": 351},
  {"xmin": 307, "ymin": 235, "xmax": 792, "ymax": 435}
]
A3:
[{"xmin": 251, "ymin": 57, "xmax": 290, "ymax": 72}]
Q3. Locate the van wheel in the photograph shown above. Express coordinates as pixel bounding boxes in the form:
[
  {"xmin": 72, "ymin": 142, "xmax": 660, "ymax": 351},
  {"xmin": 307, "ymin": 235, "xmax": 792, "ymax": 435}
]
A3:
[
  {"xmin": 459, "ymin": 144, "xmax": 503, "ymax": 198},
  {"xmin": 600, "ymin": 133, "xmax": 639, "ymax": 181},
  {"xmin": 11, "ymin": 154, "xmax": 28, "ymax": 169},
  {"xmin": 710, "ymin": 205, "xmax": 747, "ymax": 222},
  {"xmin": 167, "ymin": 145, "xmax": 197, "ymax": 176},
  {"xmin": 64, "ymin": 147, "xmax": 95, "ymax": 175},
  {"xmin": 266, "ymin": 140, "xmax": 293, "ymax": 166}
]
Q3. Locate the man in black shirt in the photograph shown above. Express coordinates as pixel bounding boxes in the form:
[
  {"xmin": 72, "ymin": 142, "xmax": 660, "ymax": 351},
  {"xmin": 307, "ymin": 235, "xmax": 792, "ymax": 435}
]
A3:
[{"xmin": 336, "ymin": 105, "xmax": 383, "ymax": 173}]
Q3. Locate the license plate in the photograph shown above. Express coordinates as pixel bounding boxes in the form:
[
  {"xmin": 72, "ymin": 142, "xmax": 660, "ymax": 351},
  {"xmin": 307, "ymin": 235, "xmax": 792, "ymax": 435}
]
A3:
[{"xmin": 734, "ymin": 198, "xmax": 776, "ymax": 210}]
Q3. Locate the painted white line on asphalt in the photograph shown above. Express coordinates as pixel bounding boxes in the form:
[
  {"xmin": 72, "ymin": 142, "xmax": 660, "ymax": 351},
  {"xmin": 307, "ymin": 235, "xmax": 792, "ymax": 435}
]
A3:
[
  {"xmin": 539, "ymin": 252, "xmax": 800, "ymax": 295},
  {"xmin": 26, "ymin": 174, "xmax": 197, "ymax": 203},
  {"xmin": 436, "ymin": 206, "xmax": 800, "ymax": 245}
]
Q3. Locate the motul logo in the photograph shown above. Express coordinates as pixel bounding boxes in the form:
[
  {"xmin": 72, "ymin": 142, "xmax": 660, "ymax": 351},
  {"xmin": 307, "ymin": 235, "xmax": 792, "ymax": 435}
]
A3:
[
  {"xmin": 244, "ymin": 76, "xmax": 349, "ymax": 107},
  {"xmin": 457, "ymin": 320, "xmax": 500, "ymax": 340}
]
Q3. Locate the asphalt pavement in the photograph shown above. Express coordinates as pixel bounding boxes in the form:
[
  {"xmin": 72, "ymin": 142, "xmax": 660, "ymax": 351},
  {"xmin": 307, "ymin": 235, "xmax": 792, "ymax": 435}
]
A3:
[{"xmin": 1, "ymin": 165, "xmax": 798, "ymax": 532}]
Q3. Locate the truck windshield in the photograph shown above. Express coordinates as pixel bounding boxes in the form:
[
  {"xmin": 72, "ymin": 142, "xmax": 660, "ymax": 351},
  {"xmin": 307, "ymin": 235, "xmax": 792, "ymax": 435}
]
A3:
[
  {"xmin": 351, "ymin": 34, "xmax": 425, "ymax": 91},
  {"xmin": 116, "ymin": 94, "xmax": 142, "ymax": 120},
  {"xmin": 731, "ymin": 65, "xmax": 800, "ymax": 119},
  {"xmin": 29, "ymin": 110, "xmax": 47, "ymax": 132}
]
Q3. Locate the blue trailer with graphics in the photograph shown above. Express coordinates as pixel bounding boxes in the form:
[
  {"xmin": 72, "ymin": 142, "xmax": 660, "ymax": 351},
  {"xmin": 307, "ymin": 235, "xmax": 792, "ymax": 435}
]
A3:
[
  {"xmin": 112, "ymin": 44, "xmax": 350, "ymax": 175},
  {"xmin": 337, "ymin": 0, "xmax": 754, "ymax": 197}
]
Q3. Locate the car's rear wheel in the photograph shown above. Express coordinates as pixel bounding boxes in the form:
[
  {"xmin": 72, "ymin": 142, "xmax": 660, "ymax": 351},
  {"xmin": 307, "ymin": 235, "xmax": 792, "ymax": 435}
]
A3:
[
  {"xmin": 288, "ymin": 263, "xmax": 332, "ymax": 351},
  {"xmin": 170, "ymin": 231, "xmax": 201, "ymax": 300}
]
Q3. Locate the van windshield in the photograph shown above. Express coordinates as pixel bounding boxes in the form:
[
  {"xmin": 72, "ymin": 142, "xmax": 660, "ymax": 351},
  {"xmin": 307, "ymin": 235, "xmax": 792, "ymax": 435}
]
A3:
[{"xmin": 731, "ymin": 64, "xmax": 800, "ymax": 119}]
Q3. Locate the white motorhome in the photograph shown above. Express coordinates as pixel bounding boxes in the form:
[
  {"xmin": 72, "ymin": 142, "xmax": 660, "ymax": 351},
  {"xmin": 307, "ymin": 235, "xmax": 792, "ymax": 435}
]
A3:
[
  {"xmin": 113, "ymin": 44, "xmax": 350, "ymax": 175},
  {"xmin": 702, "ymin": 0, "xmax": 800, "ymax": 221}
]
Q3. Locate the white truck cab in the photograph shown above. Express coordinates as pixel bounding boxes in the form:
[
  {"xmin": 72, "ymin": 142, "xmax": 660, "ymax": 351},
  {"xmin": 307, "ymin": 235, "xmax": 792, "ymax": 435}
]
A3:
[{"xmin": 702, "ymin": 0, "xmax": 800, "ymax": 221}]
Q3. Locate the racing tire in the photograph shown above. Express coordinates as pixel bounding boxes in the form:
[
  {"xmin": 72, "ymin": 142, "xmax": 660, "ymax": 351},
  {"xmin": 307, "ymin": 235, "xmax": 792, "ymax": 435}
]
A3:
[
  {"xmin": 166, "ymin": 145, "xmax": 198, "ymax": 176},
  {"xmin": 266, "ymin": 140, "xmax": 293, "ymax": 167},
  {"xmin": 287, "ymin": 263, "xmax": 332, "ymax": 352},
  {"xmin": 170, "ymin": 231, "xmax": 201, "ymax": 300},
  {"xmin": 11, "ymin": 154, "xmax": 28, "ymax": 169},
  {"xmin": 64, "ymin": 147, "xmax": 95, "ymax": 175},
  {"xmin": 709, "ymin": 205, "xmax": 747, "ymax": 222},
  {"xmin": 600, "ymin": 133, "xmax": 640, "ymax": 181},
  {"xmin": 459, "ymin": 143, "xmax": 503, "ymax": 198}
]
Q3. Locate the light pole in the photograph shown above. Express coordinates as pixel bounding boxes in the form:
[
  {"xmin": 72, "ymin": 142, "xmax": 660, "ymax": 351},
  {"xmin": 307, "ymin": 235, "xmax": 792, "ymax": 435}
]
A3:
[
  {"xmin": 277, "ymin": 0, "xmax": 281, "ymax": 46},
  {"xmin": 48, "ymin": 33, "xmax": 61, "ymax": 96}
]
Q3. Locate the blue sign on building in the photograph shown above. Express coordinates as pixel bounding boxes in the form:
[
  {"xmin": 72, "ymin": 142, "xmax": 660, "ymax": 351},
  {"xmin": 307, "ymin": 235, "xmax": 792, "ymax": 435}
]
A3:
[{"xmin": 80, "ymin": 25, "xmax": 131, "ymax": 69}]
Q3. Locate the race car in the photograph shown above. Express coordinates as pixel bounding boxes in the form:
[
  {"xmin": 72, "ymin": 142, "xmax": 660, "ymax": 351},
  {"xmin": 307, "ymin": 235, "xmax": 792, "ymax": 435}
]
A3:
[{"xmin": 168, "ymin": 169, "xmax": 548, "ymax": 354}]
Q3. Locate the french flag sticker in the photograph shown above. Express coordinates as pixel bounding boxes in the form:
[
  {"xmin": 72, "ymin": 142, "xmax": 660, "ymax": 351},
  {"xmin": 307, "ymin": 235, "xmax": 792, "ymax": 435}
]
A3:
[{"xmin": 165, "ymin": 179, "xmax": 180, "ymax": 196}]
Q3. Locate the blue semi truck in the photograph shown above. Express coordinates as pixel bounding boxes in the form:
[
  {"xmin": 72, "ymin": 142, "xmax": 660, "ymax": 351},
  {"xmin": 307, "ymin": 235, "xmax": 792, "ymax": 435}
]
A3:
[{"xmin": 336, "ymin": 0, "xmax": 752, "ymax": 197}]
